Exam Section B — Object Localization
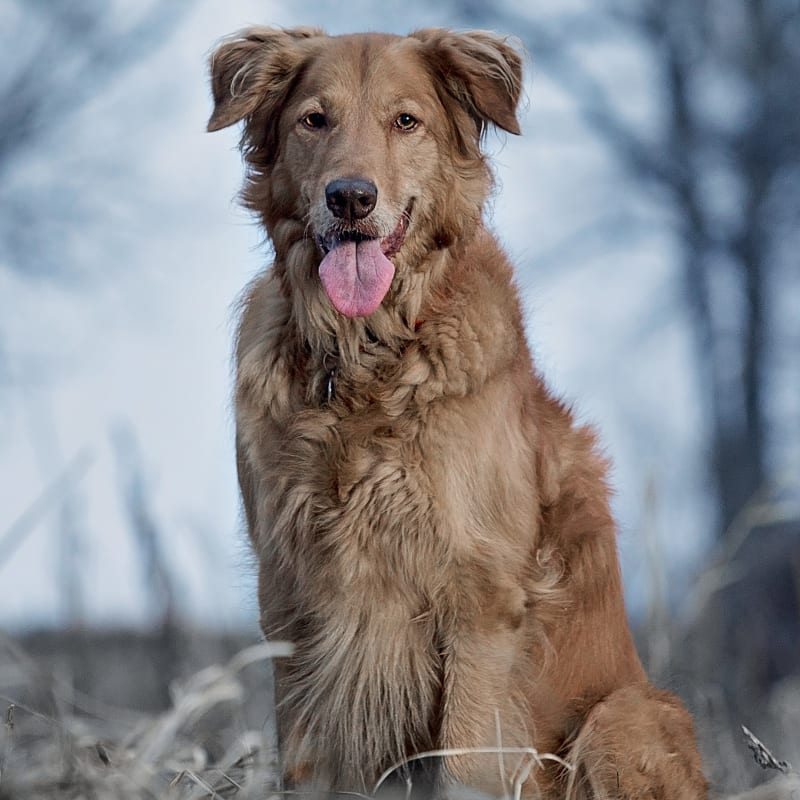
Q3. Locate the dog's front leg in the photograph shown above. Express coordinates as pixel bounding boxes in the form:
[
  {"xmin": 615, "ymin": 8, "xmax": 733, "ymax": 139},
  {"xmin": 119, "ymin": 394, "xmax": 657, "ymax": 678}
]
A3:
[{"xmin": 436, "ymin": 606, "xmax": 533, "ymax": 797}]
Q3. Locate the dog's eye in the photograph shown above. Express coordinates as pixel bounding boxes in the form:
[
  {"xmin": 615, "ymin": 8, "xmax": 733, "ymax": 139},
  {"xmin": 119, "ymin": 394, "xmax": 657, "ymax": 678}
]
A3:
[
  {"xmin": 394, "ymin": 113, "xmax": 419, "ymax": 132},
  {"xmin": 301, "ymin": 112, "xmax": 327, "ymax": 130}
]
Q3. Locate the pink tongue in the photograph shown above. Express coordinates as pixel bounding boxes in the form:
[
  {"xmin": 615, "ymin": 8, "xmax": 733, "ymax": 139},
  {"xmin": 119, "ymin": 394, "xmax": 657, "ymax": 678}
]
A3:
[{"xmin": 318, "ymin": 239, "xmax": 395, "ymax": 317}]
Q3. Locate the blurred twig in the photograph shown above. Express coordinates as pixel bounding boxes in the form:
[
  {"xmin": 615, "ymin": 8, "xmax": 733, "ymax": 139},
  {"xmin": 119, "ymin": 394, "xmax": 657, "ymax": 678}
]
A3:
[
  {"xmin": 0, "ymin": 447, "xmax": 94, "ymax": 568},
  {"xmin": 742, "ymin": 726, "xmax": 792, "ymax": 775},
  {"xmin": 641, "ymin": 475, "xmax": 672, "ymax": 682},
  {"xmin": 0, "ymin": 703, "xmax": 14, "ymax": 787},
  {"xmin": 111, "ymin": 423, "xmax": 178, "ymax": 629},
  {"xmin": 683, "ymin": 478, "xmax": 800, "ymax": 628}
]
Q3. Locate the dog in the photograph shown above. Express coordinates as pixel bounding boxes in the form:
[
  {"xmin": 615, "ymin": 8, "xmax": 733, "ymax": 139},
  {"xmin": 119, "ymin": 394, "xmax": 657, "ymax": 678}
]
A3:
[{"xmin": 207, "ymin": 26, "xmax": 707, "ymax": 799}]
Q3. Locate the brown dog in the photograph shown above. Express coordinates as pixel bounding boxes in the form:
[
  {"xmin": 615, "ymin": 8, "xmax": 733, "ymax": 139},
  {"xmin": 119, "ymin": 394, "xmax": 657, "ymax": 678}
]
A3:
[{"xmin": 207, "ymin": 27, "xmax": 707, "ymax": 799}]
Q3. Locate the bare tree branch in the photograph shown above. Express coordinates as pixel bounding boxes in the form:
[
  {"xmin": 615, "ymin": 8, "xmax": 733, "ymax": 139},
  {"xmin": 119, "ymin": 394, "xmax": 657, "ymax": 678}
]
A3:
[{"xmin": 0, "ymin": 1, "xmax": 190, "ymax": 279}]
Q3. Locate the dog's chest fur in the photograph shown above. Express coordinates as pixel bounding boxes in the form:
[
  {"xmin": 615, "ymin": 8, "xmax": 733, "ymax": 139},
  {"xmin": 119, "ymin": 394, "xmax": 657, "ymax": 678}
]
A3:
[{"xmin": 235, "ymin": 239, "xmax": 542, "ymax": 785}]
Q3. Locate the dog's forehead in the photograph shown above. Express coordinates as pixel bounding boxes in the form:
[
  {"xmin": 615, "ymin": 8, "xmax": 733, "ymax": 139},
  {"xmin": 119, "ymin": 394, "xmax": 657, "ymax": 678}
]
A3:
[{"xmin": 300, "ymin": 33, "xmax": 436, "ymax": 103}]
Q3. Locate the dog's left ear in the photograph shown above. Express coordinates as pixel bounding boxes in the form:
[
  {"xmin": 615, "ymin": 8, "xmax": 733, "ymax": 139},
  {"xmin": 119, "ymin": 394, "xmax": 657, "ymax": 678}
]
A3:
[{"xmin": 412, "ymin": 29, "xmax": 523, "ymax": 136}]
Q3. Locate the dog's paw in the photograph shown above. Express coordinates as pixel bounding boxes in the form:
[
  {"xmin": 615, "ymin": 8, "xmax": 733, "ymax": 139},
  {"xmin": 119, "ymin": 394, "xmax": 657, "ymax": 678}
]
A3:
[{"xmin": 567, "ymin": 684, "xmax": 707, "ymax": 799}]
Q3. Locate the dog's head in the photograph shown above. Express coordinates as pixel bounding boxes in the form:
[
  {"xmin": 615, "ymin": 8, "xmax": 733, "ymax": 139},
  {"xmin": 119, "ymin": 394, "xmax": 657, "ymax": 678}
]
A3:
[{"xmin": 208, "ymin": 28, "xmax": 522, "ymax": 322}]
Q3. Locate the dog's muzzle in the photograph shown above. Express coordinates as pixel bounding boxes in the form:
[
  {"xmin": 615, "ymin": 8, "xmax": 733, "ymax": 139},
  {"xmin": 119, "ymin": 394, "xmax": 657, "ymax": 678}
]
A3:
[{"xmin": 316, "ymin": 201, "xmax": 413, "ymax": 318}]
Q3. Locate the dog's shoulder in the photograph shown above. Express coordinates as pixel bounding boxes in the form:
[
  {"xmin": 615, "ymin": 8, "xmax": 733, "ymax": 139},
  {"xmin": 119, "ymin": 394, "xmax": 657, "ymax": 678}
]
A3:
[
  {"xmin": 414, "ymin": 228, "xmax": 529, "ymax": 391},
  {"xmin": 236, "ymin": 269, "xmax": 287, "ymax": 361},
  {"xmin": 235, "ymin": 267, "xmax": 301, "ymax": 420}
]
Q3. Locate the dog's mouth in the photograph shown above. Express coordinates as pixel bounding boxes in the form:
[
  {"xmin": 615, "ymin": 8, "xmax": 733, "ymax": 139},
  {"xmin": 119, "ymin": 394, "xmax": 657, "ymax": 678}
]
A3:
[{"xmin": 317, "ymin": 202, "xmax": 413, "ymax": 318}]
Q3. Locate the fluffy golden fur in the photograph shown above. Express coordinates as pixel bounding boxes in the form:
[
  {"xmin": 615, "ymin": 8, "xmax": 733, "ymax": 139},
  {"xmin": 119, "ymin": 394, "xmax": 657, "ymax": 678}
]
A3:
[{"xmin": 208, "ymin": 26, "xmax": 707, "ymax": 799}]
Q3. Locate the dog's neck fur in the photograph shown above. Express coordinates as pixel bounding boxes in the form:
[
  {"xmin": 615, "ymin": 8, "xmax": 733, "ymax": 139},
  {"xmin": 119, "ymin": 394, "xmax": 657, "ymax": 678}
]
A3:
[{"xmin": 236, "ymin": 220, "xmax": 525, "ymax": 425}]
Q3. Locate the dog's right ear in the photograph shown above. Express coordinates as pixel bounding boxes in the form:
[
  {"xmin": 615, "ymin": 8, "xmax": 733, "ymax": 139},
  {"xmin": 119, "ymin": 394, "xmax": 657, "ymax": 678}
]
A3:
[{"xmin": 207, "ymin": 26, "xmax": 322, "ymax": 133}]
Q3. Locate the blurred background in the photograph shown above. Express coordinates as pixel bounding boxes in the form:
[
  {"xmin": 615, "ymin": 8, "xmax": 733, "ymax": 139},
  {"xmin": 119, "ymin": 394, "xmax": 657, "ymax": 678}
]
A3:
[{"xmin": 0, "ymin": 0, "xmax": 798, "ymax": 797}]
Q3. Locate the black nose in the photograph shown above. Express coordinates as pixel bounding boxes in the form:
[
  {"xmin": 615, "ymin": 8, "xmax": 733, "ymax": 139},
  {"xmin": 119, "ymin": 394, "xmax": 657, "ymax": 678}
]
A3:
[{"xmin": 325, "ymin": 178, "xmax": 378, "ymax": 221}]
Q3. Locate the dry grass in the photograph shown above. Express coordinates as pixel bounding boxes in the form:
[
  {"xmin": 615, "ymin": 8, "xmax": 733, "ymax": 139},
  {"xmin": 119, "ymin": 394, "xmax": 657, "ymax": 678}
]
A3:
[
  {"xmin": 0, "ymin": 640, "xmax": 290, "ymax": 799},
  {"xmin": 0, "ymin": 628, "xmax": 799, "ymax": 800}
]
